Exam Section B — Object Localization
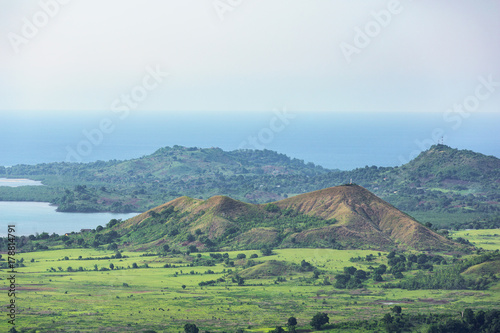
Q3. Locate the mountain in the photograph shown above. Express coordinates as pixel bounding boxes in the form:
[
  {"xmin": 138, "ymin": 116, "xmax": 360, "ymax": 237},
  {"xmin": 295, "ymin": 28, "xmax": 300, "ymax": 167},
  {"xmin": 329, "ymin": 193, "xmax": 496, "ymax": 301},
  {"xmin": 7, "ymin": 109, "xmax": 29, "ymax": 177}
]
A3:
[
  {"xmin": 310, "ymin": 145, "xmax": 500, "ymax": 226},
  {"xmin": 1, "ymin": 144, "xmax": 498, "ymax": 229},
  {"xmin": 112, "ymin": 185, "xmax": 462, "ymax": 252}
]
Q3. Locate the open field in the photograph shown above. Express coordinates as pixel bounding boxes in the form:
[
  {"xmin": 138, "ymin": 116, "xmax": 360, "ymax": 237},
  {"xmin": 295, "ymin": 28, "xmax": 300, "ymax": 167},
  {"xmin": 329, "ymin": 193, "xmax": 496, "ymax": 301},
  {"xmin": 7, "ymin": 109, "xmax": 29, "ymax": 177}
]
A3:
[
  {"xmin": 1, "ymin": 244, "xmax": 499, "ymax": 332},
  {"xmin": 450, "ymin": 229, "xmax": 500, "ymax": 251}
]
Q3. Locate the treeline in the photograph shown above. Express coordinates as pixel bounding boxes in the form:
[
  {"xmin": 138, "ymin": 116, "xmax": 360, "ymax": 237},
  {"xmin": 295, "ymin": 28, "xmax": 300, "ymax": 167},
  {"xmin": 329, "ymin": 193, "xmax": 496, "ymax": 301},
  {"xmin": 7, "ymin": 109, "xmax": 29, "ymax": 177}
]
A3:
[
  {"xmin": 329, "ymin": 308, "xmax": 500, "ymax": 333},
  {"xmin": 384, "ymin": 253, "xmax": 500, "ymax": 290},
  {"xmin": 178, "ymin": 308, "xmax": 500, "ymax": 333}
]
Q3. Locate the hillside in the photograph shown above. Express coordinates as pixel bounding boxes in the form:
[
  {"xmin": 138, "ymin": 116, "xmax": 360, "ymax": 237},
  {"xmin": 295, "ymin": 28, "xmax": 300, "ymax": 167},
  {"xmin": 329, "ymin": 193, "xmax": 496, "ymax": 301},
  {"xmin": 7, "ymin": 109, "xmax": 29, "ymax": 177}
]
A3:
[
  {"xmin": 0, "ymin": 146, "xmax": 330, "ymax": 212},
  {"xmin": 312, "ymin": 145, "xmax": 500, "ymax": 228},
  {"xmin": 0, "ymin": 145, "xmax": 498, "ymax": 229},
  {"xmin": 110, "ymin": 185, "xmax": 462, "ymax": 252}
]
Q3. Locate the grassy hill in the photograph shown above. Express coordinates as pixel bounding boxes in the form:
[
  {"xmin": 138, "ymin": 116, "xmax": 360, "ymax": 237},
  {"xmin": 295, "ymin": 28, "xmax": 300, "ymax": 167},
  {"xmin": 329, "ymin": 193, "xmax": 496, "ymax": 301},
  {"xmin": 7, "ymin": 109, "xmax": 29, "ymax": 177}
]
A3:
[
  {"xmin": 312, "ymin": 145, "xmax": 500, "ymax": 229},
  {"xmin": 1, "ymin": 144, "xmax": 498, "ymax": 229},
  {"xmin": 109, "ymin": 185, "xmax": 463, "ymax": 253}
]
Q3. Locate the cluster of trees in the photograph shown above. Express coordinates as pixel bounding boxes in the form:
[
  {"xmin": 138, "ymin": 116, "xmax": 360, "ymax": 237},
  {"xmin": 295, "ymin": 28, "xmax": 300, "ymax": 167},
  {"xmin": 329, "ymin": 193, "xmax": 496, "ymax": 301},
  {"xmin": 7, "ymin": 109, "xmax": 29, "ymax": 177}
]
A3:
[
  {"xmin": 334, "ymin": 266, "xmax": 368, "ymax": 289},
  {"xmin": 425, "ymin": 308, "xmax": 500, "ymax": 333},
  {"xmin": 179, "ymin": 308, "xmax": 500, "ymax": 333},
  {"xmin": 323, "ymin": 307, "xmax": 499, "ymax": 332},
  {"xmin": 380, "ymin": 307, "xmax": 500, "ymax": 333},
  {"xmin": 385, "ymin": 251, "xmax": 442, "ymax": 278},
  {"xmin": 385, "ymin": 253, "xmax": 499, "ymax": 290}
]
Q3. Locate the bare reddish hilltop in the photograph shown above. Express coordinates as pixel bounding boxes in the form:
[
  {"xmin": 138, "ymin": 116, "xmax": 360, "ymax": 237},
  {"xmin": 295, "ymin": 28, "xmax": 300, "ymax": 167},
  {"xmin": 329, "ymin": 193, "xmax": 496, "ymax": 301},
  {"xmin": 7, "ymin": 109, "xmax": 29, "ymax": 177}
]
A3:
[{"xmin": 115, "ymin": 184, "xmax": 464, "ymax": 252}]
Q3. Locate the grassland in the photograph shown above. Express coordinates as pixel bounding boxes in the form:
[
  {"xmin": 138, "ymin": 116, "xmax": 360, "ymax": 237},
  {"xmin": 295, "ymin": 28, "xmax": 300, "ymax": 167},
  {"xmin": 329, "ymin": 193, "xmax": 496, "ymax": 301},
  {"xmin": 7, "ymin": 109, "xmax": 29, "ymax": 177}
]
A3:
[
  {"xmin": 450, "ymin": 229, "xmax": 500, "ymax": 251},
  {"xmin": 2, "ymin": 240, "xmax": 499, "ymax": 332}
]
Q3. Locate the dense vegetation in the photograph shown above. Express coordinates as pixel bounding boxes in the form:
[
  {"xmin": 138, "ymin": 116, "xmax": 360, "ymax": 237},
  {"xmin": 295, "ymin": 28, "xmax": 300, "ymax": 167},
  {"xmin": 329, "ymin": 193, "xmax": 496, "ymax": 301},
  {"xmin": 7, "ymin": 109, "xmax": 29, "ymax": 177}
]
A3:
[{"xmin": 1, "ymin": 145, "xmax": 498, "ymax": 229}]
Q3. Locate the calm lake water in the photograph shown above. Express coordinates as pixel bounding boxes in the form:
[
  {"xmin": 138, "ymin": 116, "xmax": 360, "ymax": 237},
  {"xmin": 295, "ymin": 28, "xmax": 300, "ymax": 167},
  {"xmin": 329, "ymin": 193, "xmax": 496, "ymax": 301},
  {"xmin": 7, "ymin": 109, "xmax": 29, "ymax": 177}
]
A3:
[
  {"xmin": 0, "ymin": 201, "xmax": 138, "ymax": 237},
  {"xmin": 0, "ymin": 178, "xmax": 138, "ymax": 236}
]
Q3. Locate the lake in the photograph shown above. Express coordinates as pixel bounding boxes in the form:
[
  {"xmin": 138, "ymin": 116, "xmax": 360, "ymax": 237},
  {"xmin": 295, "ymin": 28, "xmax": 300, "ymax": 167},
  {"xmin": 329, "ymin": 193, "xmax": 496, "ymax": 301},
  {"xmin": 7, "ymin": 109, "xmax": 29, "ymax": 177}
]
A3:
[
  {"xmin": 0, "ymin": 201, "xmax": 138, "ymax": 237},
  {"xmin": 0, "ymin": 178, "xmax": 43, "ymax": 187}
]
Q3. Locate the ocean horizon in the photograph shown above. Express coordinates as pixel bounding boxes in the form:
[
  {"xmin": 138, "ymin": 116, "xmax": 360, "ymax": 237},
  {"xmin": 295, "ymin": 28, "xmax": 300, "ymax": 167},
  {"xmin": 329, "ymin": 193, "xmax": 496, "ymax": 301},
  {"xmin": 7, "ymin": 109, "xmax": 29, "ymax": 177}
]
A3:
[{"xmin": 1, "ymin": 111, "xmax": 499, "ymax": 170}]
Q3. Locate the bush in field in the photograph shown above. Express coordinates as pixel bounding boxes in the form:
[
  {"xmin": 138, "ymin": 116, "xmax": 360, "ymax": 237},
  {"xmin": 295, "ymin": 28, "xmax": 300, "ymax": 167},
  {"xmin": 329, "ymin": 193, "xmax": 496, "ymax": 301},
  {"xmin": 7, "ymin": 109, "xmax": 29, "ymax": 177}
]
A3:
[
  {"xmin": 310, "ymin": 312, "xmax": 329, "ymax": 329},
  {"xmin": 183, "ymin": 323, "xmax": 199, "ymax": 333},
  {"xmin": 288, "ymin": 316, "xmax": 298, "ymax": 332}
]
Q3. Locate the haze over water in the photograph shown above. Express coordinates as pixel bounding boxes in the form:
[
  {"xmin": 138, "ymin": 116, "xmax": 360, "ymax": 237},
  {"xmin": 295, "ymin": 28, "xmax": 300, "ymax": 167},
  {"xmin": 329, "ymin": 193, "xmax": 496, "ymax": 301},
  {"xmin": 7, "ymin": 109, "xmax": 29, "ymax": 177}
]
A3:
[{"xmin": 1, "ymin": 112, "xmax": 499, "ymax": 171}]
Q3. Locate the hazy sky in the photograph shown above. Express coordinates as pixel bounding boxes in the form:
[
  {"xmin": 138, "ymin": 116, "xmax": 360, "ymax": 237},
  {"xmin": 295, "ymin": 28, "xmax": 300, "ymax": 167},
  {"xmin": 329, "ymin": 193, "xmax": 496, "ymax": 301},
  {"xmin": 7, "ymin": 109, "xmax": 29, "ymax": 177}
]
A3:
[{"xmin": 1, "ymin": 0, "xmax": 499, "ymax": 114}]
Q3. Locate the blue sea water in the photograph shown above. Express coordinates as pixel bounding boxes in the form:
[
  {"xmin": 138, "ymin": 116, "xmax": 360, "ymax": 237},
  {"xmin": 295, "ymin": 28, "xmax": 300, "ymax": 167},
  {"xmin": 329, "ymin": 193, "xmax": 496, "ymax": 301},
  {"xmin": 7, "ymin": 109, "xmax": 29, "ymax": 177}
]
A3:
[{"xmin": 0, "ymin": 111, "xmax": 498, "ymax": 170}]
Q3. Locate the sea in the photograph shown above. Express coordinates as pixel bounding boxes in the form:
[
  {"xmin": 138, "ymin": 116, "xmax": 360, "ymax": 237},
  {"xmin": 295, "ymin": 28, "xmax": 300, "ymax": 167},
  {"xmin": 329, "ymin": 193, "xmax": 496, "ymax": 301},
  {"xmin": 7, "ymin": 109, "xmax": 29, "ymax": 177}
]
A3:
[
  {"xmin": 1, "ymin": 111, "xmax": 499, "ymax": 170},
  {"xmin": 0, "ymin": 111, "xmax": 499, "ymax": 236}
]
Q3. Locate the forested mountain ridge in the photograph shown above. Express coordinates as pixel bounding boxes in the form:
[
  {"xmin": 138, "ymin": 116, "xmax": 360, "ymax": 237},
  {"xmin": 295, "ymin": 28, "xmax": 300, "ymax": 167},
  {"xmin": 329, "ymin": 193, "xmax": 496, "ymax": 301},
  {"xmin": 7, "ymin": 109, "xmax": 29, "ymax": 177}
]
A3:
[
  {"xmin": 0, "ymin": 144, "xmax": 498, "ymax": 229},
  {"xmin": 0, "ymin": 146, "xmax": 330, "ymax": 212},
  {"xmin": 112, "ymin": 184, "xmax": 463, "ymax": 252}
]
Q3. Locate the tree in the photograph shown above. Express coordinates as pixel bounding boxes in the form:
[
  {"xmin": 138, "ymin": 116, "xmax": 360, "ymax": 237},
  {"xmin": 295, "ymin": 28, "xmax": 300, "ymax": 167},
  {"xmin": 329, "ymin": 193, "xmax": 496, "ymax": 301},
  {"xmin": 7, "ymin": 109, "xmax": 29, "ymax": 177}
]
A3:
[
  {"xmin": 375, "ymin": 264, "xmax": 387, "ymax": 275},
  {"xmin": 183, "ymin": 323, "xmax": 199, "ymax": 333},
  {"xmin": 463, "ymin": 308, "xmax": 474, "ymax": 325},
  {"xmin": 236, "ymin": 253, "xmax": 246, "ymax": 259},
  {"xmin": 182, "ymin": 285, "xmax": 186, "ymax": 290},
  {"xmin": 310, "ymin": 312, "xmax": 329, "ymax": 329},
  {"xmin": 344, "ymin": 266, "xmax": 357, "ymax": 275},
  {"xmin": 271, "ymin": 327, "xmax": 285, "ymax": 333},
  {"xmin": 288, "ymin": 316, "xmax": 298, "ymax": 332},
  {"xmin": 261, "ymin": 247, "xmax": 273, "ymax": 256},
  {"xmin": 354, "ymin": 269, "xmax": 367, "ymax": 280},
  {"xmin": 109, "ymin": 263, "xmax": 114, "ymax": 270},
  {"xmin": 107, "ymin": 243, "xmax": 118, "ymax": 250},
  {"xmin": 383, "ymin": 313, "xmax": 393, "ymax": 324},
  {"xmin": 391, "ymin": 305, "xmax": 402, "ymax": 315},
  {"xmin": 233, "ymin": 275, "xmax": 245, "ymax": 286}
]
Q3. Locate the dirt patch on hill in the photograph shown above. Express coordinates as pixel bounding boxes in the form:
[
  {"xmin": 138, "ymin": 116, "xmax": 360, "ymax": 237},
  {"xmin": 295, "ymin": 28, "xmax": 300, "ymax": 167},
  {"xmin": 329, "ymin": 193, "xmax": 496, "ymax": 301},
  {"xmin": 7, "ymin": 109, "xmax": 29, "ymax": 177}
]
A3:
[
  {"xmin": 418, "ymin": 298, "xmax": 449, "ymax": 304},
  {"xmin": 373, "ymin": 299, "xmax": 414, "ymax": 305}
]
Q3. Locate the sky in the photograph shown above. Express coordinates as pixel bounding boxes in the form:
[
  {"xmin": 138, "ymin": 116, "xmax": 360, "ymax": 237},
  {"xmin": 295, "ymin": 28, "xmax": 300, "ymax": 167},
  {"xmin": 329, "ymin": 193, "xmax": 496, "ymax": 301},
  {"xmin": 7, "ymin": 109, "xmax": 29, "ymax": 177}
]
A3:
[{"xmin": 1, "ymin": 0, "xmax": 499, "ymax": 114}]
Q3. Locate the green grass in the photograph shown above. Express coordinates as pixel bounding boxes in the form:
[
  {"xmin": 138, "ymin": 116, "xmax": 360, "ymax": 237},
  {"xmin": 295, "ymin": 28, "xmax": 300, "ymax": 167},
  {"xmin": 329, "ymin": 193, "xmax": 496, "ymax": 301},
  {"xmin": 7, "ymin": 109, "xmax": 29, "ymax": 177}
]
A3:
[
  {"xmin": 408, "ymin": 211, "xmax": 489, "ymax": 229},
  {"xmin": 1, "ymin": 248, "xmax": 498, "ymax": 332},
  {"xmin": 450, "ymin": 229, "xmax": 500, "ymax": 251}
]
